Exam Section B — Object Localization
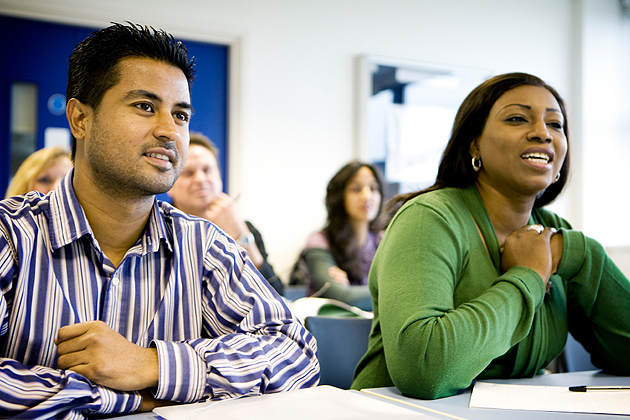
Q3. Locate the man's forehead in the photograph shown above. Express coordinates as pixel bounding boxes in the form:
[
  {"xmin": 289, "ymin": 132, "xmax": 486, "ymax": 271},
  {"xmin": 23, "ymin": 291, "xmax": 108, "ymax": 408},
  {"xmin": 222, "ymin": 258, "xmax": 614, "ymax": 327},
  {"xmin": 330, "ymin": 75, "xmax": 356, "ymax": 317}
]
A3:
[{"xmin": 114, "ymin": 57, "xmax": 191, "ymax": 103}]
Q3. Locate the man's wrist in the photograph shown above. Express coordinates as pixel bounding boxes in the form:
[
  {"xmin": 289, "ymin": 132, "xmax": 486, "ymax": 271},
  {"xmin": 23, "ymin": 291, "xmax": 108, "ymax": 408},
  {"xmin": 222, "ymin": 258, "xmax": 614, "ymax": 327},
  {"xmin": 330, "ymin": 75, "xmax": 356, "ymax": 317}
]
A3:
[{"xmin": 236, "ymin": 231, "xmax": 255, "ymax": 247}]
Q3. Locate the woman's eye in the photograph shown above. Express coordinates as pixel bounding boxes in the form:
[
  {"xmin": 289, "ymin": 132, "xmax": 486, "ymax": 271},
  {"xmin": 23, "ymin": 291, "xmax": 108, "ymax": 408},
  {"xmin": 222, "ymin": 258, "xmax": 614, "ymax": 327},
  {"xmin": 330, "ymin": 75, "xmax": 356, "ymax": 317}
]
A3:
[
  {"xmin": 36, "ymin": 177, "xmax": 51, "ymax": 185},
  {"xmin": 506, "ymin": 116, "xmax": 527, "ymax": 123},
  {"xmin": 548, "ymin": 121, "xmax": 563, "ymax": 130}
]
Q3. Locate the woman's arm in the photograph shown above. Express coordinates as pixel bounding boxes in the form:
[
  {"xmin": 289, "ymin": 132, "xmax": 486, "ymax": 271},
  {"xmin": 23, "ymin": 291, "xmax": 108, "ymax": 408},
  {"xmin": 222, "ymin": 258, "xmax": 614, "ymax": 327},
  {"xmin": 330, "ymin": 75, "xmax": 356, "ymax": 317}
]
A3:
[
  {"xmin": 375, "ymin": 201, "xmax": 546, "ymax": 399},
  {"xmin": 303, "ymin": 248, "xmax": 372, "ymax": 310},
  {"xmin": 558, "ymin": 230, "xmax": 630, "ymax": 374}
]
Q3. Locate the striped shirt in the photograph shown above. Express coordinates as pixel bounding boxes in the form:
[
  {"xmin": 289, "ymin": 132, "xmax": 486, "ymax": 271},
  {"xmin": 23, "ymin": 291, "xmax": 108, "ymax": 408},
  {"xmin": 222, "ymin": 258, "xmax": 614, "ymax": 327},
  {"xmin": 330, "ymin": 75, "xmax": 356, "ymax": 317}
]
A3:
[{"xmin": 0, "ymin": 173, "xmax": 319, "ymax": 419}]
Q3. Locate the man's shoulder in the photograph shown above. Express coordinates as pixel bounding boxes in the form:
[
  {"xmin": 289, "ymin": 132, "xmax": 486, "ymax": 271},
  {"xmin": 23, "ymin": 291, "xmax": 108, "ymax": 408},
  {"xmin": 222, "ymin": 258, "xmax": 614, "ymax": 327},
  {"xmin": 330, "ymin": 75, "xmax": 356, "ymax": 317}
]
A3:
[
  {"xmin": 0, "ymin": 192, "xmax": 49, "ymax": 220},
  {"xmin": 156, "ymin": 200, "xmax": 224, "ymax": 235}
]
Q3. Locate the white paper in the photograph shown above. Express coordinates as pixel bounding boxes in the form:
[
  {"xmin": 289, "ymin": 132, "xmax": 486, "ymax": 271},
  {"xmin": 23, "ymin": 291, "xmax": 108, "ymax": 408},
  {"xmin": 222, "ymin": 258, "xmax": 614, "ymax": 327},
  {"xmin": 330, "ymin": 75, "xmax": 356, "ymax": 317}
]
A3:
[
  {"xmin": 154, "ymin": 385, "xmax": 436, "ymax": 420},
  {"xmin": 470, "ymin": 381, "xmax": 630, "ymax": 415}
]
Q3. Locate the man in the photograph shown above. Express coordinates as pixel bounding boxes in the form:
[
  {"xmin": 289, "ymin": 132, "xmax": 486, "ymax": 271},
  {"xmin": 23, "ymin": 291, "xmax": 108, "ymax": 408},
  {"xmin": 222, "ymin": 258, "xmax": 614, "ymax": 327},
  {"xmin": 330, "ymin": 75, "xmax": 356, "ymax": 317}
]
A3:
[
  {"xmin": 168, "ymin": 132, "xmax": 284, "ymax": 295},
  {"xmin": 0, "ymin": 23, "xmax": 318, "ymax": 418}
]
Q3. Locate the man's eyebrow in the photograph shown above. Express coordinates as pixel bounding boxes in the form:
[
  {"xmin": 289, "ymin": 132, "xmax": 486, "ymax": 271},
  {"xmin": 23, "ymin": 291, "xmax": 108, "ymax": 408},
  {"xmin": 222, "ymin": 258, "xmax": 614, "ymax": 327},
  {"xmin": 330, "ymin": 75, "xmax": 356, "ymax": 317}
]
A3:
[{"xmin": 123, "ymin": 89, "xmax": 194, "ymax": 112}]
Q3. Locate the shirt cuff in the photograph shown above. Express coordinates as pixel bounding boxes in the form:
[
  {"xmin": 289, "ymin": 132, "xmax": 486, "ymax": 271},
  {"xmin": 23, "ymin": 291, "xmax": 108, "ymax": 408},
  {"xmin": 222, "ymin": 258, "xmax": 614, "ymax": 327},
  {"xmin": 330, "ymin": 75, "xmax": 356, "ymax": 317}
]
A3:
[
  {"xmin": 496, "ymin": 265, "xmax": 547, "ymax": 308},
  {"xmin": 153, "ymin": 340, "xmax": 207, "ymax": 402},
  {"xmin": 555, "ymin": 228, "xmax": 586, "ymax": 279},
  {"xmin": 84, "ymin": 386, "xmax": 141, "ymax": 415}
]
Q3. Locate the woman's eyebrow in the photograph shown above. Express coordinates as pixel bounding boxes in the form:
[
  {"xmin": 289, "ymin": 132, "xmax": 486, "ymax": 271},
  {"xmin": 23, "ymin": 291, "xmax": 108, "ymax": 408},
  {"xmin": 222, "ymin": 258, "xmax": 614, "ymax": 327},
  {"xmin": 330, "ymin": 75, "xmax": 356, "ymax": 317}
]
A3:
[{"xmin": 496, "ymin": 103, "xmax": 561, "ymax": 115}]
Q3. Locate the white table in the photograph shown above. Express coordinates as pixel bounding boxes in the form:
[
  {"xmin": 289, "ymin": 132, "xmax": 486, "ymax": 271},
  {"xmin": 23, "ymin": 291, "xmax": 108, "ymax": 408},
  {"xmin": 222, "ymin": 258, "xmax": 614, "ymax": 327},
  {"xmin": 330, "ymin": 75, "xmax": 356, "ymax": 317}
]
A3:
[{"xmin": 361, "ymin": 370, "xmax": 630, "ymax": 419}]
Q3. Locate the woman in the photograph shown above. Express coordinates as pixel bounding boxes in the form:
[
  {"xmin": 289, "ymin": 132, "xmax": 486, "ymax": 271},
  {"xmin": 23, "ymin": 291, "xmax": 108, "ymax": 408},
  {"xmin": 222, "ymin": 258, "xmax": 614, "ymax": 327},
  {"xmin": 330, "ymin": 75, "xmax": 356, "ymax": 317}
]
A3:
[
  {"xmin": 5, "ymin": 146, "xmax": 72, "ymax": 198},
  {"xmin": 291, "ymin": 161, "xmax": 385, "ymax": 311},
  {"xmin": 351, "ymin": 73, "xmax": 630, "ymax": 399}
]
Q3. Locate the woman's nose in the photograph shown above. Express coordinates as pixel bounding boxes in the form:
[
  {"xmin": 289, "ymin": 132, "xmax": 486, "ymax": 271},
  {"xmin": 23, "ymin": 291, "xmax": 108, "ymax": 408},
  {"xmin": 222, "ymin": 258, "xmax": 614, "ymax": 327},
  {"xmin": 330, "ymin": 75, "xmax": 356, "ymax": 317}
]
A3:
[{"xmin": 527, "ymin": 120, "xmax": 552, "ymax": 143}]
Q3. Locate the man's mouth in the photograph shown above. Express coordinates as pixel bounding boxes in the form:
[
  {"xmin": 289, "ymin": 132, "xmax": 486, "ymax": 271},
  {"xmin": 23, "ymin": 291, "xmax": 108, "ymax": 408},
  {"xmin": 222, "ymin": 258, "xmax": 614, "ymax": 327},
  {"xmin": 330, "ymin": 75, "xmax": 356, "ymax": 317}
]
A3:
[{"xmin": 145, "ymin": 152, "xmax": 171, "ymax": 162}]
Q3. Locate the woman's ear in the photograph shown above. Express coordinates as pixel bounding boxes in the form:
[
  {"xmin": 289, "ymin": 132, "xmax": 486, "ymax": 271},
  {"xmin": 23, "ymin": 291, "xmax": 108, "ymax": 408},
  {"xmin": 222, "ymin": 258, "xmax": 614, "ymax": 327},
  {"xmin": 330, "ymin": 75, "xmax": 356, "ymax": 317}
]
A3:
[
  {"xmin": 66, "ymin": 98, "xmax": 90, "ymax": 141},
  {"xmin": 469, "ymin": 139, "xmax": 479, "ymax": 158}
]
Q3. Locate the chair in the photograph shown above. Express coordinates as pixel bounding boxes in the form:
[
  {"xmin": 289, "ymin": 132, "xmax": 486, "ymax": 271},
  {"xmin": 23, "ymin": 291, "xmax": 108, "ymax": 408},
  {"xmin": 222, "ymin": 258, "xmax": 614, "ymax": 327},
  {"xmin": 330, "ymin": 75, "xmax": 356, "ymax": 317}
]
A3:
[
  {"xmin": 304, "ymin": 315, "xmax": 372, "ymax": 389},
  {"xmin": 283, "ymin": 285, "xmax": 308, "ymax": 301},
  {"xmin": 564, "ymin": 332, "xmax": 597, "ymax": 372}
]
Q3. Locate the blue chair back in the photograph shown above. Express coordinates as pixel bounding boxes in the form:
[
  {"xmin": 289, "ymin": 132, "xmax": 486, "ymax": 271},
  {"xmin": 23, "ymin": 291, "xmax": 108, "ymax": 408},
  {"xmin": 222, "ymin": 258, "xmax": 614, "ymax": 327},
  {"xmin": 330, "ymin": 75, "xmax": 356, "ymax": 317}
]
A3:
[
  {"xmin": 305, "ymin": 315, "xmax": 372, "ymax": 389},
  {"xmin": 564, "ymin": 333, "xmax": 597, "ymax": 372}
]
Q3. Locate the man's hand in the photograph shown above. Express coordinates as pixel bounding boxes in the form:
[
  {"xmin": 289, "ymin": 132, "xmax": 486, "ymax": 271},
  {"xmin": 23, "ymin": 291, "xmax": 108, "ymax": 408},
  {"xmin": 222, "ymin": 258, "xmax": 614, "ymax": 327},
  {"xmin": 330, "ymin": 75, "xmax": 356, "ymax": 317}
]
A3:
[
  {"xmin": 55, "ymin": 320, "xmax": 159, "ymax": 391},
  {"xmin": 204, "ymin": 193, "xmax": 248, "ymax": 239},
  {"xmin": 205, "ymin": 192, "xmax": 264, "ymax": 268}
]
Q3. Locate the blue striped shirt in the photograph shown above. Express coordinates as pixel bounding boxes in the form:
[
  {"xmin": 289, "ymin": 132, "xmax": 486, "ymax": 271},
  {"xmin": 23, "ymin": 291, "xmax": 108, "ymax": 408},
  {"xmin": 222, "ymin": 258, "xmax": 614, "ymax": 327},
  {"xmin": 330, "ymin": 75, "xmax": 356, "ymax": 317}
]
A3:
[{"xmin": 0, "ymin": 173, "xmax": 319, "ymax": 419}]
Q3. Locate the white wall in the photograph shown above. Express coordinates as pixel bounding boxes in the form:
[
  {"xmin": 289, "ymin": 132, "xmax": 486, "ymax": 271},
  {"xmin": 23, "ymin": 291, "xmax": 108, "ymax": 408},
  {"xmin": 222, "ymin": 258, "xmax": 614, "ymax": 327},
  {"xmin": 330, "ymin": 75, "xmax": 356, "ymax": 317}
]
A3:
[{"xmin": 1, "ymin": 0, "xmax": 628, "ymax": 279}]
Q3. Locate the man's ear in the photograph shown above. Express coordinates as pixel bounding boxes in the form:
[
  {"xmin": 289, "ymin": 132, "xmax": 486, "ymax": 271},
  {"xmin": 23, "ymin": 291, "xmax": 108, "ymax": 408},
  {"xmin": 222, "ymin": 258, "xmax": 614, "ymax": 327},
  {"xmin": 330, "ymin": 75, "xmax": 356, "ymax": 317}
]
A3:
[{"xmin": 66, "ymin": 98, "xmax": 91, "ymax": 141}]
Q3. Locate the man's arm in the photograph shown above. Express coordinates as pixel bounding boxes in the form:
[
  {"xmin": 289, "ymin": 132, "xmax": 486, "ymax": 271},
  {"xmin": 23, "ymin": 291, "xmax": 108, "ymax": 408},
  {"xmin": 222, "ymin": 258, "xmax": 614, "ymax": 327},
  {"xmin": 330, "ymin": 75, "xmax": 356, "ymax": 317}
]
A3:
[{"xmin": 150, "ymin": 230, "xmax": 319, "ymax": 402}]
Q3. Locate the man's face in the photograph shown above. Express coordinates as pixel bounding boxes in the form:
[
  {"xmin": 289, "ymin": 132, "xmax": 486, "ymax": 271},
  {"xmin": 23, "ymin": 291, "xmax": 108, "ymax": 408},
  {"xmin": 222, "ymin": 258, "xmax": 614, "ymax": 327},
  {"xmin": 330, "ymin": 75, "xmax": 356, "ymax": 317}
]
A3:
[
  {"xmin": 75, "ymin": 57, "xmax": 192, "ymax": 198},
  {"xmin": 168, "ymin": 144, "xmax": 223, "ymax": 216}
]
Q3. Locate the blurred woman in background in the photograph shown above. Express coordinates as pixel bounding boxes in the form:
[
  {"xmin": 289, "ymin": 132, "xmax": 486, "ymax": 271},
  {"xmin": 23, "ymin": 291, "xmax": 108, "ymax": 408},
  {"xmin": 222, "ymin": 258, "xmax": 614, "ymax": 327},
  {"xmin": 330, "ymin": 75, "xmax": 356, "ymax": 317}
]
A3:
[
  {"xmin": 291, "ymin": 161, "xmax": 385, "ymax": 311},
  {"xmin": 5, "ymin": 146, "xmax": 72, "ymax": 198}
]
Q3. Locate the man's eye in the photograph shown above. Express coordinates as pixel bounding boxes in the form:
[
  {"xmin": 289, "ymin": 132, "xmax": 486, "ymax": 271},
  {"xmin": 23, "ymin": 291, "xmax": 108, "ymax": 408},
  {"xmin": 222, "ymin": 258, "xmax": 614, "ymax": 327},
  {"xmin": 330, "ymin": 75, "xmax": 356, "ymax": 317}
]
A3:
[
  {"xmin": 136, "ymin": 103, "xmax": 154, "ymax": 112},
  {"xmin": 174, "ymin": 111, "xmax": 190, "ymax": 122}
]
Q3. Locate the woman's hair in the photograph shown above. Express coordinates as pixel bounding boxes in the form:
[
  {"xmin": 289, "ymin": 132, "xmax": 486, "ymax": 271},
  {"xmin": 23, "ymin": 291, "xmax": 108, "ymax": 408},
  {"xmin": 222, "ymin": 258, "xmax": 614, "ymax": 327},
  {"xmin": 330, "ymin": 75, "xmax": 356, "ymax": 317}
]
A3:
[
  {"xmin": 5, "ymin": 146, "xmax": 72, "ymax": 198},
  {"xmin": 386, "ymin": 72, "xmax": 571, "ymax": 220},
  {"xmin": 323, "ymin": 161, "xmax": 385, "ymax": 284}
]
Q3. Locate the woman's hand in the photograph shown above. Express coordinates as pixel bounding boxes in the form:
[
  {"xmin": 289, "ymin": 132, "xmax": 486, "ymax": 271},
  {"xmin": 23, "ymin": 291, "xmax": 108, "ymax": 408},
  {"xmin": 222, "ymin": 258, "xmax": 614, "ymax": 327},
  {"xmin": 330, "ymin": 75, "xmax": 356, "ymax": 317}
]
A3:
[
  {"xmin": 328, "ymin": 266, "xmax": 350, "ymax": 285},
  {"xmin": 500, "ymin": 224, "xmax": 556, "ymax": 283}
]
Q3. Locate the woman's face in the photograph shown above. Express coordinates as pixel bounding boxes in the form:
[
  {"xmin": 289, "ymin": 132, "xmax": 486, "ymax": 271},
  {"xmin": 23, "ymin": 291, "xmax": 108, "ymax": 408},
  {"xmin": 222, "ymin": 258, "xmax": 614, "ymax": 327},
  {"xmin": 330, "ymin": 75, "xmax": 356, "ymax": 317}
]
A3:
[
  {"xmin": 344, "ymin": 166, "xmax": 381, "ymax": 224},
  {"xmin": 31, "ymin": 156, "xmax": 73, "ymax": 194},
  {"xmin": 471, "ymin": 85, "xmax": 567, "ymax": 200}
]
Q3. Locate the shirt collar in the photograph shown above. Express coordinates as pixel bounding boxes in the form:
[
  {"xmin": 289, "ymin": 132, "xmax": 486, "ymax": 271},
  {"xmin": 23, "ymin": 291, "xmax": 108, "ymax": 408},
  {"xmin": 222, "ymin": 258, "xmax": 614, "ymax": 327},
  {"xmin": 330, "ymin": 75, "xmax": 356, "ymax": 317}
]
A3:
[{"xmin": 47, "ymin": 169, "xmax": 172, "ymax": 254}]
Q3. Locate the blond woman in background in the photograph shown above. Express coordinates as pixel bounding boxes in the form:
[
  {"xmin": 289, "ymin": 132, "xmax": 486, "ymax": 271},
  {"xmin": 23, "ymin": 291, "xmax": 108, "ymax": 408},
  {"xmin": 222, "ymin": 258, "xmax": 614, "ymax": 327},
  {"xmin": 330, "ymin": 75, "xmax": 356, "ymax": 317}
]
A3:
[{"xmin": 5, "ymin": 146, "xmax": 72, "ymax": 198}]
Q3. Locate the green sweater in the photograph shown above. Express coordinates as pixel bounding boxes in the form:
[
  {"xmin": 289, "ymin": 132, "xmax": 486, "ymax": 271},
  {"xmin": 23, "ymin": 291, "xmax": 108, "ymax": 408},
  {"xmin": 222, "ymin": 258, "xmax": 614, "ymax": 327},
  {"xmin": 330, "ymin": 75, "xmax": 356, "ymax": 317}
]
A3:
[{"xmin": 351, "ymin": 186, "xmax": 630, "ymax": 399}]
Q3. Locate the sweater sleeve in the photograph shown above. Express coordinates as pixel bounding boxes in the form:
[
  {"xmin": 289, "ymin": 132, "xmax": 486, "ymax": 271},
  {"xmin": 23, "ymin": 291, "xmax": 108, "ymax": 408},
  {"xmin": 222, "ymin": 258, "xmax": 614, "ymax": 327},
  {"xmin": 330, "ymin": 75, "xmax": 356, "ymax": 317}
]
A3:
[
  {"xmin": 557, "ymin": 229, "xmax": 630, "ymax": 374},
  {"xmin": 302, "ymin": 248, "xmax": 372, "ymax": 311},
  {"xmin": 375, "ymin": 200, "xmax": 546, "ymax": 399}
]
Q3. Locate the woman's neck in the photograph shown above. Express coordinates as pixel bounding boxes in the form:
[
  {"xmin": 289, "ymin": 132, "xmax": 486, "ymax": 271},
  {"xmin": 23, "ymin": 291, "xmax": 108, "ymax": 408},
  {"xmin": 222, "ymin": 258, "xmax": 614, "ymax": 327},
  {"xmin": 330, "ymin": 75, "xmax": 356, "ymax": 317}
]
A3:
[
  {"xmin": 475, "ymin": 182, "xmax": 535, "ymax": 247},
  {"xmin": 350, "ymin": 219, "xmax": 370, "ymax": 246}
]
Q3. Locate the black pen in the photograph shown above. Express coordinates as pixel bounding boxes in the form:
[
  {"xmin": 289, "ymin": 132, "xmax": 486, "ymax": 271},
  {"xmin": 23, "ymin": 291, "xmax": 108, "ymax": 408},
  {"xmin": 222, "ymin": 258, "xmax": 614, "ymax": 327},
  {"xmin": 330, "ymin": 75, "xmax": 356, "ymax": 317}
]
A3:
[{"xmin": 569, "ymin": 385, "xmax": 630, "ymax": 392}]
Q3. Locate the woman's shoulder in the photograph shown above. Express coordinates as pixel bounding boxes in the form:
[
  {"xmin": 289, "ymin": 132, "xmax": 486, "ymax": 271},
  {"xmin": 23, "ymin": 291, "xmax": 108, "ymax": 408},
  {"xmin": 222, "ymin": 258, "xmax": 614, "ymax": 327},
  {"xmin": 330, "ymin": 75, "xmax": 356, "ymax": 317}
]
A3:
[
  {"xmin": 397, "ymin": 187, "xmax": 467, "ymax": 218},
  {"xmin": 305, "ymin": 230, "xmax": 330, "ymax": 250},
  {"xmin": 533, "ymin": 206, "xmax": 573, "ymax": 230}
]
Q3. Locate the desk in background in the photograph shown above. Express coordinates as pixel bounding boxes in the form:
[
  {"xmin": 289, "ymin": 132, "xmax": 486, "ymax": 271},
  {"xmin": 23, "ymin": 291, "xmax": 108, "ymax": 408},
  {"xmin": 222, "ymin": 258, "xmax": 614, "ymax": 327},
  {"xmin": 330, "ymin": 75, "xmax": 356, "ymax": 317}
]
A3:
[{"xmin": 362, "ymin": 370, "xmax": 630, "ymax": 420}]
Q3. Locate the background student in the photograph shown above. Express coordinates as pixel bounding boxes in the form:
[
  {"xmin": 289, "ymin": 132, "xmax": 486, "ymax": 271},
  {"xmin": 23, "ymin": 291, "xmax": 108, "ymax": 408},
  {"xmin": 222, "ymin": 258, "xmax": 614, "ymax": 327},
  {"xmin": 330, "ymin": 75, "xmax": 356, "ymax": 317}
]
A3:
[
  {"xmin": 352, "ymin": 72, "xmax": 630, "ymax": 399},
  {"xmin": 291, "ymin": 161, "xmax": 385, "ymax": 311},
  {"xmin": 167, "ymin": 132, "xmax": 284, "ymax": 295},
  {"xmin": 4, "ymin": 146, "xmax": 72, "ymax": 198}
]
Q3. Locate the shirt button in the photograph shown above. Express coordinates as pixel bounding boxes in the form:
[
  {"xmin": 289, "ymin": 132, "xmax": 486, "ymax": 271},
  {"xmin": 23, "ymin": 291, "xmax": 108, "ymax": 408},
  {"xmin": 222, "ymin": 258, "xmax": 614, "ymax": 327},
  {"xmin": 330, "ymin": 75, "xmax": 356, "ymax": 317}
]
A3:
[{"xmin": 112, "ymin": 275, "xmax": 120, "ymax": 287}]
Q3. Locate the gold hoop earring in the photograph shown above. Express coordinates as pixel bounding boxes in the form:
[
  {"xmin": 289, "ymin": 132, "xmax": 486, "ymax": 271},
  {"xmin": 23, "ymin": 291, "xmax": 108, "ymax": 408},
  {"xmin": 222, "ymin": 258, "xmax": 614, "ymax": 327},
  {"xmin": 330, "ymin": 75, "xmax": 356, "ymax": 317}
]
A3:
[
  {"xmin": 472, "ymin": 156, "xmax": 482, "ymax": 172},
  {"xmin": 554, "ymin": 173, "xmax": 560, "ymax": 183}
]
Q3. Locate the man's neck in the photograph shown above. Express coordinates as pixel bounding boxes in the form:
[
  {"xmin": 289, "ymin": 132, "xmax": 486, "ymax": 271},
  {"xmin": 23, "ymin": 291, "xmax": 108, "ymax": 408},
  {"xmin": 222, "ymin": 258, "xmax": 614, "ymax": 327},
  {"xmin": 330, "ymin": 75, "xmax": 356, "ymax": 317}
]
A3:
[{"xmin": 73, "ymin": 170, "xmax": 154, "ymax": 268}]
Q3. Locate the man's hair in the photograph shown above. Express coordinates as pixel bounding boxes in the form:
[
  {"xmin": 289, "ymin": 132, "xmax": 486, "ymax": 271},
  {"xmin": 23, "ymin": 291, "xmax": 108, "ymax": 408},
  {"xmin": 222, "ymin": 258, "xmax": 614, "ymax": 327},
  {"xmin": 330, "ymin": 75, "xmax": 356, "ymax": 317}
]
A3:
[
  {"xmin": 189, "ymin": 132, "xmax": 219, "ymax": 159},
  {"xmin": 66, "ymin": 22, "xmax": 196, "ymax": 160}
]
